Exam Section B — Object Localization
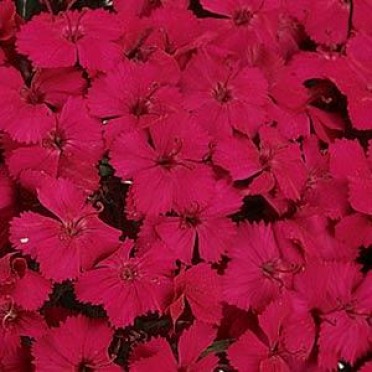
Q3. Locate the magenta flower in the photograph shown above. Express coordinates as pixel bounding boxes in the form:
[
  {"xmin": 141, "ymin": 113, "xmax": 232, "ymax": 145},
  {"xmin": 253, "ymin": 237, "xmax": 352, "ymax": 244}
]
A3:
[
  {"xmin": 6, "ymin": 97, "xmax": 104, "ymax": 193},
  {"xmin": 169, "ymin": 263, "xmax": 222, "ymax": 325},
  {"xmin": 32, "ymin": 315, "xmax": 121, "ymax": 371},
  {"xmin": 10, "ymin": 178, "xmax": 121, "ymax": 281},
  {"xmin": 88, "ymin": 61, "xmax": 182, "ymax": 145},
  {"xmin": 0, "ymin": 254, "xmax": 51, "ymax": 311},
  {"xmin": 228, "ymin": 295, "xmax": 315, "ymax": 371},
  {"xmin": 109, "ymin": 114, "xmax": 214, "ymax": 215},
  {"xmin": 130, "ymin": 321, "xmax": 218, "ymax": 372},
  {"xmin": 155, "ymin": 180, "xmax": 242, "ymax": 262},
  {"xmin": 223, "ymin": 223, "xmax": 300, "ymax": 312},
  {"xmin": 75, "ymin": 240, "xmax": 174, "ymax": 328},
  {"xmin": 182, "ymin": 49, "xmax": 268, "ymax": 137},
  {"xmin": 0, "ymin": 294, "xmax": 47, "ymax": 351},
  {"xmin": 17, "ymin": 9, "xmax": 122, "ymax": 70},
  {"xmin": 0, "ymin": 66, "xmax": 85, "ymax": 143}
]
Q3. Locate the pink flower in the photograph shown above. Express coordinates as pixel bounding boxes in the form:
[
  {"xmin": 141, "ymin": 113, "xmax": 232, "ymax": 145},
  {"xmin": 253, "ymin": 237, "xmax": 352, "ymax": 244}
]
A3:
[
  {"xmin": 330, "ymin": 139, "xmax": 372, "ymax": 248},
  {"xmin": 109, "ymin": 114, "xmax": 214, "ymax": 215},
  {"xmin": 6, "ymin": 97, "xmax": 104, "ymax": 193},
  {"xmin": 17, "ymin": 9, "xmax": 122, "ymax": 70},
  {"xmin": 155, "ymin": 180, "xmax": 242, "ymax": 262},
  {"xmin": 130, "ymin": 321, "xmax": 218, "ymax": 372},
  {"xmin": 88, "ymin": 61, "xmax": 182, "ymax": 144},
  {"xmin": 0, "ymin": 294, "xmax": 47, "ymax": 350},
  {"xmin": 322, "ymin": 40, "xmax": 372, "ymax": 131},
  {"xmin": 294, "ymin": 261, "xmax": 372, "ymax": 367},
  {"xmin": 169, "ymin": 263, "xmax": 222, "ymax": 325},
  {"xmin": 181, "ymin": 49, "xmax": 268, "ymax": 137},
  {"xmin": 9, "ymin": 177, "xmax": 121, "ymax": 281},
  {"xmin": 144, "ymin": 7, "xmax": 207, "ymax": 69},
  {"xmin": 316, "ymin": 263, "xmax": 372, "ymax": 367},
  {"xmin": 0, "ymin": 66, "xmax": 86, "ymax": 143},
  {"xmin": 277, "ymin": 214, "xmax": 355, "ymax": 262},
  {"xmin": 32, "ymin": 315, "xmax": 121, "ymax": 371},
  {"xmin": 294, "ymin": 0, "xmax": 350, "ymax": 46},
  {"xmin": 75, "ymin": 240, "xmax": 174, "ymax": 328},
  {"xmin": 213, "ymin": 133, "xmax": 262, "ymax": 181},
  {"xmin": 298, "ymin": 136, "xmax": 348, "ymax": 220},
  {"xmin": 215, "ymin": 126, "xmax": 307, "ymax": 203},
  {"xmin": 228, "ymin": 295, "xmax": 315, "ymax": 371},
  {"xmin": 199, "ymin": 0, "xmax": 283, "ymax": 55},
  {"xmin": 223, "ymin": 223, "xmax": 300, "ymax": 312},
  {"xmin": 0, "ymin": 254, "xmax": 51, "ymax": 311},
  {"xmin": 250, "ymin": 126, "xmax": 308, "ymax": 202}
]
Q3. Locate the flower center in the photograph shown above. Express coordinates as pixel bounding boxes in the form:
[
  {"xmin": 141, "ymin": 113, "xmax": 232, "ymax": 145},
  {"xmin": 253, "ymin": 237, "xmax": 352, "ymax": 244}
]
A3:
[
  {"xmin": 156, "ymin": 137, "xmax": 183, "ymax": 170},
  {"xmin": 156, "ymin": 154, "xmax": 178, "ymax": 169},
  {"xmin": 42, "ymin": 130, "xmax": 66, "ymax": 151},
  {"xmin": 259, "ymin": 149, "xmax": 273, "ymax": 168},
  {"xmin": 128, "ymin": 45, "xmax": 156, "ymax": 63},
  {"xmin": 20, "ymin": 86, "xmax": 45, "ymax": 105},
  {"xmin": 180, "ymin": 211, "xmax": 201, "ymax": 229},
  {"xmin": 131, "ymin": 98, "xmax": 150, "ymax": 117},
  {"xmin": 232, "ymin": 8, "xmax": 253, "ymax": 26},
  {"xmin": 120, "ymin": 264, "xmax": 138, "ymax": 282},
  {"xmin": 59, "ymin": 220, "xmax": 83, "ymax": 241},
  {"xmin": 212, "ymin": 82, "xmax": 233, "ymax": 104},
  {"xmin": 63, "ymin": 24, "xmax": 85, "ymax": 43}
]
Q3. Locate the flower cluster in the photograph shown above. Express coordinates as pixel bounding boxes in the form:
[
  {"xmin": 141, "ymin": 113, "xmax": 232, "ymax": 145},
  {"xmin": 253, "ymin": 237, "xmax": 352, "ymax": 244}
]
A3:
[{"xmin": 0, "ymin": 0, "xmax": 371, "ymax": 370}]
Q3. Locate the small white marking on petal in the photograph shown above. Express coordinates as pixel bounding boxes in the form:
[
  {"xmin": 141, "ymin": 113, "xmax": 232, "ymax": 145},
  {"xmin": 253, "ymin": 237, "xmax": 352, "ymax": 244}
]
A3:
[
  {"xmin": 338, "ymin": 362, "xmax": 345, "ymax": 370},
  {"xmin": 20, "ymin": 238, "xmax": 29, "ymax": 244},
  {"xmin": 123, "ymin": 180, "xmax": 133, "ymax": 185}
]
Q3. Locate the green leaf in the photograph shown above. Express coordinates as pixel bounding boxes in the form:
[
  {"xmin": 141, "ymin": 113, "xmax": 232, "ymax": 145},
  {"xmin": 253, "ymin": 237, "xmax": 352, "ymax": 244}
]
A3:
[{"xmin": 200, "ymin": 339, "xmax": 234, "ymax": 358}]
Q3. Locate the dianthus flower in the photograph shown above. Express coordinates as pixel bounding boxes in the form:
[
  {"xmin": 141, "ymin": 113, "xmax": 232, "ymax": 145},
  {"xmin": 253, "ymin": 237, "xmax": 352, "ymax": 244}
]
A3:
[
  {"xmin": 88, "ymin": 61, "xmax": 182, "ymax": 145},
  {"xmin": 155, "ymin": 180, "xmax": 242, "ymax": 262},
  {"xmin": 288, "ymin": 0, "xmax": 350, "ymax": 46},
  {"xmin": 32, "ymin": 315, "xmax": 121, "ymax": 371},
  {"xmin": 228, "ymin": 295, "xmax": 315, "ymax": 371},
  {"xmin": 17, "ymin": 8, "xmax": 122, "ymax": 70},
  {"xmin": 223, "ymin": 223, "xmax": 301, "ymax": 312},
  {"xmin": 0, "ymin": 294, "xmax": 47, "ymax": 351},
  {"xmin": 109, "ymin": 113, "xmax": 214, "ymax": 215},
  {"xmin": 214, "ymin": 126, "xmax": 307, "ymax": 203},
  {"xmin": 169, "ymin": 263, "xmax": 222, "ymax": 325},
  {"xmin": 10, "ymin": 178, "xmax": 121, "ymax": 281},
  {"xmin": 181, "ymin": 49, "xmax": 268, "ymax": 138},
  {"xmin": 294, "ymin": 261, "xmax": 372, "ymax": 368},
  {"xmin": 130, "ymin": 321, "xmax": 218, "ymax": 372},
  {"xmin": 0, "ymin": 254, "xmax": 51, "ymax": 311},
  {"xmin": 75, "ymin": 240, "xmax": 174, "ymax": 328},
  {"xmin": 0, "ymin": 66, "xmax": 85, "ymax": 143},
  {"xmin": 330, "ymin": 139, "xmax": 372, "ymax": 249},
  {"xmin": 6, "ymin": 97, "xmax": 104, "ymax": 193}
]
